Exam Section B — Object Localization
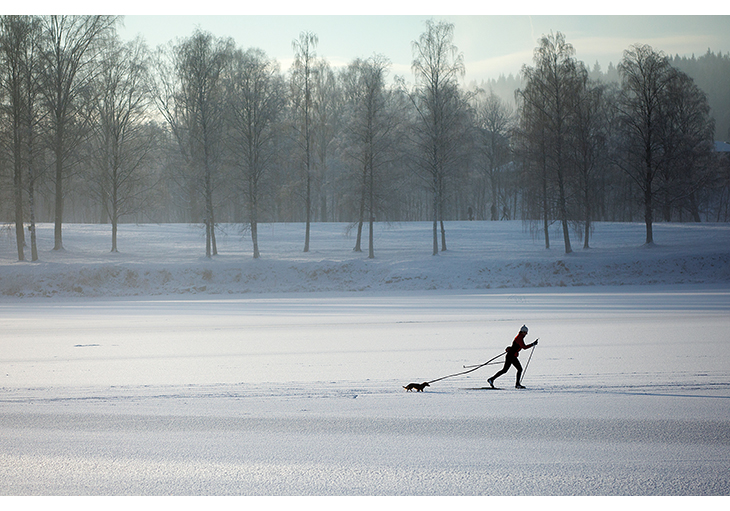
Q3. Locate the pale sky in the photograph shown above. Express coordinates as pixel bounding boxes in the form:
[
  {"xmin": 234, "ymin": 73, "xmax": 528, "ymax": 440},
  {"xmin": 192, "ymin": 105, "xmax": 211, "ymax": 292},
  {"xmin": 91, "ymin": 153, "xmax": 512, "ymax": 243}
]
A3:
[{"xmin": 19, "ymin": 3, "xmax": 730, "ymax": 85}]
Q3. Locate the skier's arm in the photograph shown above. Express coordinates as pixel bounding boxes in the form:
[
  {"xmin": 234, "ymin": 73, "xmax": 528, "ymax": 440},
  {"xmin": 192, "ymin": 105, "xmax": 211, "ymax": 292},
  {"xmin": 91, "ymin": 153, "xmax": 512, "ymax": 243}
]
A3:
[{"xmin": 519, "ymin": 337, "xmax": 538, "ymax": 349}]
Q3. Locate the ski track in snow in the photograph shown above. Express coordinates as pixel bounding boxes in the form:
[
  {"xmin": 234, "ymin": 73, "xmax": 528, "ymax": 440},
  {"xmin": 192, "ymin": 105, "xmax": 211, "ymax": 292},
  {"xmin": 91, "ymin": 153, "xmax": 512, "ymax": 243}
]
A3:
[{"xmin": 1, "ymin": 221, "xmax": 729, "ymax": 496}]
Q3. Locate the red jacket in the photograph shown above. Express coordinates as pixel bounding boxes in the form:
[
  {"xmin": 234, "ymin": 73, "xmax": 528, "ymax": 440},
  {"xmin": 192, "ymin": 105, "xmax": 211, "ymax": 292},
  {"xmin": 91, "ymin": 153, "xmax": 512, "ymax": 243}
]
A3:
[{"xmin": 508, "ymin": 332, "xmax": 530, "ymax": 357}]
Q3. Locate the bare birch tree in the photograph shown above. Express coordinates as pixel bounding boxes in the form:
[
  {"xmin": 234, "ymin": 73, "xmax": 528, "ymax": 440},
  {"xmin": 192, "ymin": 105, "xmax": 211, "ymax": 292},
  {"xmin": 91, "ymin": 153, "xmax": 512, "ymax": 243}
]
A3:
[
  {"xmin": 0, "ymin": 15, "xmax": 42, "ymax": 260},
  {"xmin": 514, "ymin": 81, "xmax": 551, "ymax": 248},
  {"xmin": 657, "ymin": 69, "xmax": 715, "ymax": 222},
  {"xmin": 89, "ymin": 35, "xmax": 155, "ymax": 252},
  {"xmin": 38, "ymin": 15, "xmax": 117, "ymax": 250},
  {"xmin": 225, "ymin": 47, "xmax": 287, "ymax": 259},
  {"xmin": 151, "ymin": 30, "xmax": 232, "ymax": 257},
  {"xmin": 570, "ymin": 80, "xmax": 606, "ymax": 248},
  {"xmin": 342, "ymin": 54, "xmax": 401, "ymax": 258},
  {"xmin": 517, "ymin": 32, "xmax": 585, "ymax": 254},
  {"xmin": 407, "ymin": 19, "xmax": 467, "ymax": 255},
  {"xmin": 290, "ymin": 31, "xmax": 318, "ymax": 252},
  {"xmin": 473, "ymin": 89, "xmax": 513, "ymax": 221},
  {"xmin": 312, "ymin": 59, "xmax": 340, "ymax": 223},
  {"xmin": 617, "ymin": 44, "xmax": 679, "ymax": 244}
]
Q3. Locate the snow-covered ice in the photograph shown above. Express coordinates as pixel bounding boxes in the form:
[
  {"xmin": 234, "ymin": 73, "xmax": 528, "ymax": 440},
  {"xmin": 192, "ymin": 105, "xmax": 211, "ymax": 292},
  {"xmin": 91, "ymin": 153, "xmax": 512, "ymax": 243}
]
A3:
[{"xmin": 1, "ymin": 221, "xmax": 729, "ymax": 496}]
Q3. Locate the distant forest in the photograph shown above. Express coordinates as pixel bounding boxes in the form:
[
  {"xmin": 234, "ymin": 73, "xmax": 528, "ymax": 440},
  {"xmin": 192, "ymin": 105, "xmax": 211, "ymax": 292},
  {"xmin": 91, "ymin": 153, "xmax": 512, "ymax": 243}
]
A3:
[
  {"xmin": 1, "ymin": 16, "xmax": 729, "ymax": 261},
  {"xmin": 479, "ymin": 49, "xmax": 730, "ymax": 143}
]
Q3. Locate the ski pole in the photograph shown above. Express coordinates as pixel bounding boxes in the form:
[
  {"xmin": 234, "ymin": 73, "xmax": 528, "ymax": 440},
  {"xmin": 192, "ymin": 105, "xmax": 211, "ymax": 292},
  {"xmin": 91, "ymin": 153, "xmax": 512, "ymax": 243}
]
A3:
[{"xmin": 519, "ymin": 340, "xmax": 537, "ymax": 386}]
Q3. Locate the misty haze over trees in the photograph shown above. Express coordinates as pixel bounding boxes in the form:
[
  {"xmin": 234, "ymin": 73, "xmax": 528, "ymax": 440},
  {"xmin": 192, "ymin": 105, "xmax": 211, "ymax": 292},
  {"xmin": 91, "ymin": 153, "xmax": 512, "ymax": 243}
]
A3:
[{"xmin": 1, "ymin": 15, "xmax": 729, "ymax": 261}]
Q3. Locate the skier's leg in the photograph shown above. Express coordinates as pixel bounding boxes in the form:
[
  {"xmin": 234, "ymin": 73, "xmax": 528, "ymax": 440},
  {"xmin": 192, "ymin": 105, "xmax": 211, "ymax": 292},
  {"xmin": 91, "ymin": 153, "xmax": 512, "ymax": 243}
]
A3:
[
  {"xmin": 514, "ymin": 358, "xmax": 524, "ymax": 387},
  {"xmin": 490, "ymin": 357, "xmax": 512, "ymax": 381}
]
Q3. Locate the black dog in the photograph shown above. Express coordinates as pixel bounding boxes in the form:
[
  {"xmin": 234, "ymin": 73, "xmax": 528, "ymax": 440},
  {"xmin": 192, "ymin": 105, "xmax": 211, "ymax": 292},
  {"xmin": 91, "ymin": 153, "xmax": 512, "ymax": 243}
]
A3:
[{"xmin": 403, "ymin": 382, "xmax": 430, "ymax": 392}]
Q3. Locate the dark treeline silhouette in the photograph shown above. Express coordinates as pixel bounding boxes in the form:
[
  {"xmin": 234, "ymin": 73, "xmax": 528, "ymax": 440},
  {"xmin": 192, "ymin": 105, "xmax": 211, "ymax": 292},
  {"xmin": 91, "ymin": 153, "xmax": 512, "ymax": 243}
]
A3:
[{"xmin": 1, "ymin": 16, "xmax": 728, "ymax": 260}]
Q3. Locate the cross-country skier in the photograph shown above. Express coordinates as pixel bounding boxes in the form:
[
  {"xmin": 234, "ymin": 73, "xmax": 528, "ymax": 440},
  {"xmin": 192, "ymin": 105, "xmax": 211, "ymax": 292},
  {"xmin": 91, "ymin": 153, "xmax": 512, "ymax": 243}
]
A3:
[{"xmin": 488, "ymin": 325, "xmax": 538, "ymax": 389}]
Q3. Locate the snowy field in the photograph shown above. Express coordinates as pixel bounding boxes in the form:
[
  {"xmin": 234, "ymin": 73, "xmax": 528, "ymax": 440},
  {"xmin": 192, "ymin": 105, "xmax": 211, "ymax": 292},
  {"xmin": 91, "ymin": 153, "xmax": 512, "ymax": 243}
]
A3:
[
  {"xmin": 1, "ymin": 221, "xmax": 729, "ymax": 297},
  {"xmin": 1, "ymin": 221, "xmax": 729, "ymax": 497}
]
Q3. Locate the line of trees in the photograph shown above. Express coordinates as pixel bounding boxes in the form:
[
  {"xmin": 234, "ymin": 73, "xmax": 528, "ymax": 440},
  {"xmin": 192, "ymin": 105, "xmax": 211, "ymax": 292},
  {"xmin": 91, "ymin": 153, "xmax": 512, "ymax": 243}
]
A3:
[
  {"xmin": 515, "ymin": 33, "xmax": 723, "ymax": 251},
  {"xmin": 1, "ymin": 16, "xmax": 728, "ymax": 261}
]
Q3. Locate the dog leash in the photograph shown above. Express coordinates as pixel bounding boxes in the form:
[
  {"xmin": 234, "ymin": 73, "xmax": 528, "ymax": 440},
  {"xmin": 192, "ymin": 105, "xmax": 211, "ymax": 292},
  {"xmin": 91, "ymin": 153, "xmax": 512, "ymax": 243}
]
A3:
[{"xmin": 426, "ymin": 351, "xmax": 506, "ymax": 385}]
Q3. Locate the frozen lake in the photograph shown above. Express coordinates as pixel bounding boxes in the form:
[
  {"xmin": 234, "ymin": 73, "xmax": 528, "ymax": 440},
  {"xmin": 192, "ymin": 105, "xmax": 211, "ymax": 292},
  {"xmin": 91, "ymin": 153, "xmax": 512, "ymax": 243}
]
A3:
[{"xmin": 2, "ymin": 287, "xmax": 729, "ymax": 495}]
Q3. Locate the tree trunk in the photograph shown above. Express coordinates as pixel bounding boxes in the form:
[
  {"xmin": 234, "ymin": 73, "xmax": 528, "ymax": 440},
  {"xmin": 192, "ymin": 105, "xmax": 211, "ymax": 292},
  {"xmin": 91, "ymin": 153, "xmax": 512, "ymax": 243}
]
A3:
[
  {"xmin": 111, "ymin": 221, "xmax": 118, "ymax": 253},
  {"xmin": 205, "ymin": 167, "xmax": 212, "ymax": 258},
  {"xmin": 644, "ymin": 161, "xmax": 654, "ymax": 245},
  {"xmin": 440, "ymin": 220, "xmax": 447, "ymax": 252},
  {"xmin": 354, "ymin": 220, "xmax": 363, "ymax": 252},
  {"xmin": 53, "ymin": 136, "xmax": 64, "ymax": 251},
  {"xmin": 689, "ymin": 190, "xmax": 702, "ymax": 222},
  {"xmin": 582, "ymin": 161, "xmax": 591, "ymax": 249},
  {"xmin": 368, "ymin": 159, "xmax": 375, "ymax": 259},
  {"xmin": 583, "ymin": 189, "xmax": 591, "ymax": 250},
  {"xmin": 251, "ymin": 176, "xmax": 260, "ymax": 259},
  {"xmin": 251, "ymin": 220, "xmax": 259, "ymax": 259},
  {"xmin": 561, "ymin": 217, "xmax": 572, "ymax": 254},
  {"xmin": 203, "ymin": 153, "xmax": 217, "ymax": 257},
  {"xmin": 558, "ymin": 184, "xmax": 572, "ymax": 254},
  {"xmin": 491, "ymin": 176, "xmax": 499, "ymax": 221},
  {"xmin": 354, "ymin": 163, "xmax": 367, "ymax": 252},
  {"xmin": 211, "ymin": 210, "xmax": 217, "ymax": 255},
  {"xmin": 542, "ymin": 163, "xmax": 550, "ymax": 249},
  {"xmin": 111, "ymin": 179, "xmax": 118, "ymax": 253},
  {"xmin": 432, "ymin": 178, "xmax": 439, "ymax": 256},
  {"xmin": 205, "ymin": 219, "xmax": 211, "ymax": 258},
  {"xmin": 28, "ymin": 180, "xmax": 38, "ymax": 262},
  {"xmin": 27, "ymin": 113, "xmax": 38, "ymax": 261},
  {"xmin": 304, "ymin": 171, "xmax": 311, "ymax": 253},
  {"xmin": 368, "ymin": 217, "xmax": 374, "ymax": 259},
  {"xmin": 14, "ymin": 150, "xmax": 25, "ymax": 261}
]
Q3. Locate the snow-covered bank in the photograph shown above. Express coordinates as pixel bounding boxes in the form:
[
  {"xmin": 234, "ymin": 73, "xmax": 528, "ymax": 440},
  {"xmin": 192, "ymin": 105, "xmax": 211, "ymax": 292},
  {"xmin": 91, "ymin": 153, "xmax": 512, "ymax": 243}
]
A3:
[{"xmin": 1, "ymin": 221, "xmax": 729, "ymax": 297}]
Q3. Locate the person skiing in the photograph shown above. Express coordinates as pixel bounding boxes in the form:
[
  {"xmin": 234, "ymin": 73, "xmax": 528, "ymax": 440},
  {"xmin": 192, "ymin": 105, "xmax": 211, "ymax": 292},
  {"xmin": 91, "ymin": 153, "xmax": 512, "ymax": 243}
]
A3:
[{"xmin": 488, "ymin": 325, "xmax": 538, "ymax": 389}]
